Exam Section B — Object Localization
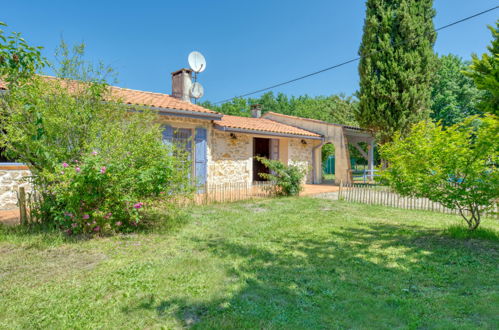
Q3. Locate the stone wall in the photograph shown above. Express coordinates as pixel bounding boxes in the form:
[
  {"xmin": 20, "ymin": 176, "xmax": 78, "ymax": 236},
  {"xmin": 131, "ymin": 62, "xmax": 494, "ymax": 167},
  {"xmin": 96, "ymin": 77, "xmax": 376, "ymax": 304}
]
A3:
[
  {"xmin": 208, "ymin": 131, "xmax": 252, "ymax": 185},
  {"xmin": 288, "ymin": 138, "xmax": 317, "ymax": 183},
  {"xmin": 0, "ymin": 168, "xmax": 32, "ymax": 210}
]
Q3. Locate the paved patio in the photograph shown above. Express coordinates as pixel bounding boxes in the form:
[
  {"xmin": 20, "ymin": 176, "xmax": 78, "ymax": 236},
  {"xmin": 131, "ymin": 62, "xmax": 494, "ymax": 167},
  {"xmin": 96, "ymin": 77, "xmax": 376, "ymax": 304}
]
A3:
[
  {"xmin": 300, "ymin": 184, "xmax": 339, "ymax": 196},
  {"xmin": 0, "ymin": 209, "xmax": 20, "ymax": 226}
]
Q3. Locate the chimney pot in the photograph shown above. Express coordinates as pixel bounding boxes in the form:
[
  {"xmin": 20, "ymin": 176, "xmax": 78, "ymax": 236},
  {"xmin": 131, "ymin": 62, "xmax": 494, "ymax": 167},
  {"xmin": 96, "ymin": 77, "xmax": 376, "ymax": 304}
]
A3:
[
  {"xmin": 250, "ymin": 104, "xmax": 262, "ymax": 118},
  {"xmin": 171, "ymin": 68, "xmax": 193, "ymax": 103}
]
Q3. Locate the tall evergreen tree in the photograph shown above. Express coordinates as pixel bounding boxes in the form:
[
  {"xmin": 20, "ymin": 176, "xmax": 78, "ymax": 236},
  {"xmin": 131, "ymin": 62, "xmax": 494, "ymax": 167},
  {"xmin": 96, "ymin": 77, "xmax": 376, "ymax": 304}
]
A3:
[{"xmin": 357, "ymin": 0, "xmax": 437, "ymax": 144}]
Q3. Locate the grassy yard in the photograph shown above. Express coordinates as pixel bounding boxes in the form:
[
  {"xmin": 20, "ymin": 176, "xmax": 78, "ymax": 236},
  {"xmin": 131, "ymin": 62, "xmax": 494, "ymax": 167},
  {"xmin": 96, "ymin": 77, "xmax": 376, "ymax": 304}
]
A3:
[{"xmin": 1, "ymin": 197, "xmax": 498, "ymax": 329}]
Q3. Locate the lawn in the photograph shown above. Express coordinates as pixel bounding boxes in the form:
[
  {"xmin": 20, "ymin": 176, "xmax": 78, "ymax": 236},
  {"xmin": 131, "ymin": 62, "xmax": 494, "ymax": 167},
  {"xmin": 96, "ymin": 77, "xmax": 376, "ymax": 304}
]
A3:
[{"xmin": 1, "ymin": 197, "xmax": 498, "ymax": 329}]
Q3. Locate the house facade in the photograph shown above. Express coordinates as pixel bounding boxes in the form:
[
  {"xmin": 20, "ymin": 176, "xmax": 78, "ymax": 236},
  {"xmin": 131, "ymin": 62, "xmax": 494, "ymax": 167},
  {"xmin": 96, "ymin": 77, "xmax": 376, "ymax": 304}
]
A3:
[{"xmin": 0, "ymin": 70, "xmax": 374, "ymax": 210}]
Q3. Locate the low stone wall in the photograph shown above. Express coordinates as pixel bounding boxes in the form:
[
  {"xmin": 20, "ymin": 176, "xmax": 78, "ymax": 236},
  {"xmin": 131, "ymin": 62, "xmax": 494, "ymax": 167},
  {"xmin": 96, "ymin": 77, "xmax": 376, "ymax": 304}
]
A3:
[{"xmin": 0, "ymin": 167, "xmax": 32, "ymax": 210}]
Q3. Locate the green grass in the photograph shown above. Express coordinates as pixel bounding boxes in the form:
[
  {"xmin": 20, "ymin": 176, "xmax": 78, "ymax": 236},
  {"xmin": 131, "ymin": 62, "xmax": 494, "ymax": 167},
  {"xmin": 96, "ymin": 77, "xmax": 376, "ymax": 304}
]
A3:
[{"xmin": 0, "ymin": 198, "xmax": 498, "ymax": 329}]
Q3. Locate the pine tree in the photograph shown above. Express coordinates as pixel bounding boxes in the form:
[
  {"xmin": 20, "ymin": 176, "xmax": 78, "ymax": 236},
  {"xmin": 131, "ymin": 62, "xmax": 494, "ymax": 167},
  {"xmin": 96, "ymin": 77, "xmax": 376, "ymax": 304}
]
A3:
[{"xmin": 357, "ymin": 0, "xmax": 437, "ymax": 144}]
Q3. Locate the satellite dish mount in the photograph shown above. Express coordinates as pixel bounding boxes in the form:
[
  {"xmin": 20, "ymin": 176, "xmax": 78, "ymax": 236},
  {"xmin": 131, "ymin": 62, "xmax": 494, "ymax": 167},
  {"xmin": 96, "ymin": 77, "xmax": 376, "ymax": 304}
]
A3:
[{"xmin": 188, "ymin": 51, "xmax": 207, "ymax": 103}]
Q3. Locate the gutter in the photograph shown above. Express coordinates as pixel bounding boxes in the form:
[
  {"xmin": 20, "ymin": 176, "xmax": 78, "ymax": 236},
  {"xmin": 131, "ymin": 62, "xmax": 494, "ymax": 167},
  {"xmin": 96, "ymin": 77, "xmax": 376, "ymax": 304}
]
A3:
[{"xmin": 214, "ymin": 124, "xmax": 323, "ymax": 140}]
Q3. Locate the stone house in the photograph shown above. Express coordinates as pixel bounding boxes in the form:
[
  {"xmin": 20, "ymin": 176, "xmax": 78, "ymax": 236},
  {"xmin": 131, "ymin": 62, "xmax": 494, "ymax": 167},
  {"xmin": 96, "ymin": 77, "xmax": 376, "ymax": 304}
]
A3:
[{"xmin": 0, "ymin": 70, "xmax": 373, "ymax": 210}]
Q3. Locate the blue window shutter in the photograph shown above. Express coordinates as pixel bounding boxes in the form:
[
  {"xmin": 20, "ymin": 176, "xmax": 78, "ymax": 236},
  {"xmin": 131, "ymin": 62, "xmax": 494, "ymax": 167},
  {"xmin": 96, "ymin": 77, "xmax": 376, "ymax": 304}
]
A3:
[
  {"xmin": 162, "ymin": 125, "xmax": 174, "ymax": 146},
  {"xmin": 195, "ymin": 127, "xmax": 207, "ymax": 186}
]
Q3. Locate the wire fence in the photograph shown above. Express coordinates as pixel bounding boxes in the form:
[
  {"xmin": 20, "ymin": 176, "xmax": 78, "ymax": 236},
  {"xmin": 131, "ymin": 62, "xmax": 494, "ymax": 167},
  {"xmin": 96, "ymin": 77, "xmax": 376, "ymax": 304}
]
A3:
[{"xmin": 339, "ymin": 183, "xmax": 498, "ymax": 218}]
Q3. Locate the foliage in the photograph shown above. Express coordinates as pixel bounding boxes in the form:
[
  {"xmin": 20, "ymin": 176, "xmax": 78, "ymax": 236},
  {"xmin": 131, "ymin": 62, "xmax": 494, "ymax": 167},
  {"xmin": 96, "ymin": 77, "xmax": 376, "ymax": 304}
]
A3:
[
  {"xmin": 201, "ymin": 92, "xmax": 358, "ymax": 126},
  {"xmin": 430, "ymin": 54, "xmax": 483, "ymax": 126},
  {"xmin": 464, "ymin": 21, "xmax": 499, "ymax": 116},
  {"xmin": 357, "ymin": 0, "xmax": 437, "ymax": 144},
  {"xmin": 1, "ymin": 198, "xmax": 498, "ymax": 328},
  {"xmin": 322, "ymin": 143, "xmax": 335, "ymax": 162},
  {"xmin": 256, "ymin": 156, "xmax": 305, "ymax": 196},
  {"xmin": 0, "ymin": 22, "xmax": 46, "ymax": 84},
  {"xmin": 53, "ymin": 38, "xmax": 117, "ymax": 84},
  {"xmin": 380, "ymin": 115, "xmax": 499, "ymax": 230},
  {"xmin": 0, "ymin": 42, "xmax": 192, "ymax": 233}
]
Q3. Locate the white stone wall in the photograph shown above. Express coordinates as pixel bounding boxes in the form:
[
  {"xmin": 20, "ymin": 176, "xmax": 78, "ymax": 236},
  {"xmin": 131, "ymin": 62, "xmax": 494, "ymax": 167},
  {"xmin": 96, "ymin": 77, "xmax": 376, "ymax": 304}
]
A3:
[
  {"xmin": 0, "ymin": 168, "xmax": 32, "ymax": 210},
  {"xmin": 288, "ymin": 138, "xmax": 317, "ymax": 183},
  {"xmin": 208, "ymin": 131, "xmax": 252, "ymax": 185}
]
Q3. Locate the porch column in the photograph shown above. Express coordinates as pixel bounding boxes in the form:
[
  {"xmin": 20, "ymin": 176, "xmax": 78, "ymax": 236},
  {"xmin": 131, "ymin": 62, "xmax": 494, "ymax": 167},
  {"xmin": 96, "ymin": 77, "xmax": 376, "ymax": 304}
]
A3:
[
  {"xmin": 333, "ymin": 128, "xmax": 352, "ymax": 185},
  {"xmin": 368, "ymin": 139, "xmax": 375, "ymax": 181}
]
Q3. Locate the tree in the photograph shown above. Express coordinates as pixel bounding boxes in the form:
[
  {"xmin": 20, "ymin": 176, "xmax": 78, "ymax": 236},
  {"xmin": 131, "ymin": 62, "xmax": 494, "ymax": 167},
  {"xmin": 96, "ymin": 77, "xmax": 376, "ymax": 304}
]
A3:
[
  {"xmin": 380, "ymin": 115, "xmax": 499, "ymax": 230},
  {"xmin": 464, "ymin": 21, "xmax": 499, "ymax": 116},
  {"xmin": 0, "ymin": 22, "xmax": 46, "ymax": 84},
  {"xmin": 201, "ymin": 92, "xmax": 358, "ymax": 126},
  {"xmin": 0, "ymin": 41, "xmax": 191, "ymax": 233},
  {"xmin": 431, "ymin": 54, "xmax": 483, "ymax": 126},
  {"xmin": 357, "ymin": 0, "xmax": 437, "ymax": 144}
]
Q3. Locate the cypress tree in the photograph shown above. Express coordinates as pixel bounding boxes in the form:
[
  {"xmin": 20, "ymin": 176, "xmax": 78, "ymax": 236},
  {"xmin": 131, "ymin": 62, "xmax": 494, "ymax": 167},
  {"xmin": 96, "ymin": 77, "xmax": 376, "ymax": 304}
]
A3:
[{"xmin": 357, "ymin": 0, "xmax": 437, "ymax": 144}]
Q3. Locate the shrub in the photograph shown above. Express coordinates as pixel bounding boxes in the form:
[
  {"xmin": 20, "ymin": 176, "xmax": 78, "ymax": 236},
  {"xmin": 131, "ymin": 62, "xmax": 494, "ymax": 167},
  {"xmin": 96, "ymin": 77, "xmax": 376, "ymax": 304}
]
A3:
[
  {"xmin": 380, "ymin": 115, "xmax": 499, "ymax": 230},
  {"xmin": 0, "ymin": 45, "xmax": 192, "ymax": 233},
  {"xmin": 46, "ymin": 147, "xmax": 190, "ymax": 234},
  {"xmin": 256, "ymin": 156, "xmax": 305, "ymax": 196}
]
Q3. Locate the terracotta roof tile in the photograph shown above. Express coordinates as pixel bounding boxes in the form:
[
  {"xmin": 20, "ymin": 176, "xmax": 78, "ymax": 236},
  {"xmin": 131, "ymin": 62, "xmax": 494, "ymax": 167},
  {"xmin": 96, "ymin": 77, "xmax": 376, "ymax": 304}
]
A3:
[
  {"xmin": 0, "ymin": 77, "xmax": 219, "ymax": 116},
  {"xmin": 216, "ymin": 115, "xmax": 321, "ymax": 138}
]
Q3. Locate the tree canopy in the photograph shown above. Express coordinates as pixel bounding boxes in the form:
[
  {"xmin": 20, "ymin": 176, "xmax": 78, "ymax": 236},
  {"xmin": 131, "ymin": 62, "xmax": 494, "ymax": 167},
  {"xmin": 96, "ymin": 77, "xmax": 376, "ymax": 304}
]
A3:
[
  {"xmin": 464, "ymin": 21, "xmax": 499, "ymax": 116},
  {"xmin": 430, "ymin": 54, "xmax": 483, "ymax": 126},
  {"xmin": 201, "ymin": 92, "xmax": 358, "ymax": 126}
]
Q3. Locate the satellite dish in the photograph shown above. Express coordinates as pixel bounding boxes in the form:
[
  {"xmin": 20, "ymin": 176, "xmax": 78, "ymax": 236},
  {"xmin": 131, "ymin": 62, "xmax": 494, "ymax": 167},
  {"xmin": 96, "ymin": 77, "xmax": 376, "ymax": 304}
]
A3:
[
  {"xmin": 190, "ymin": 82, "xmax": 204, "ymax": 99},
  {"xmin": 188, "ymin": 51, "xmax": 206, "ymax": 73}
]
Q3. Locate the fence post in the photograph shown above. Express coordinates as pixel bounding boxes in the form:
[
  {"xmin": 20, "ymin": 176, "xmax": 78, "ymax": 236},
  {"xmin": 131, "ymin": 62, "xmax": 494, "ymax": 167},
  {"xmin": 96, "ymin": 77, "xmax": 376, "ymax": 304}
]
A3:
[
  {"xmin": 19, "ymin": 187, "xmax": 28, "ymax": 226},
  {"xmin": 339, "ymin": 180, "xmax": 343, "ymax": 200}
]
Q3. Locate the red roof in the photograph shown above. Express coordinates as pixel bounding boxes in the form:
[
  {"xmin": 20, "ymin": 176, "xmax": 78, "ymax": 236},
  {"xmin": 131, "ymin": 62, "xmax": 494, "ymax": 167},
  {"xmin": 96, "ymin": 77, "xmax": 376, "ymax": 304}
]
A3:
[
  {"xmin": 0, "ymin": 77, "xmax": 219, "ymax": 116},
  {"xmin": 215, "ymin": 115, "xmax": 321, "ymax": 138}
]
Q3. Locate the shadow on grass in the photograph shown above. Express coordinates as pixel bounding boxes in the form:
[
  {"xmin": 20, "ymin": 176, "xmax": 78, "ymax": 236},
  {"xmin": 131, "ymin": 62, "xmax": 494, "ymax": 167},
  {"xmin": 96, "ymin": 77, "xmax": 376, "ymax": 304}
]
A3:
[{"xmin": 133, "ymin": 222, "xmax": 499, "ymax": 328}]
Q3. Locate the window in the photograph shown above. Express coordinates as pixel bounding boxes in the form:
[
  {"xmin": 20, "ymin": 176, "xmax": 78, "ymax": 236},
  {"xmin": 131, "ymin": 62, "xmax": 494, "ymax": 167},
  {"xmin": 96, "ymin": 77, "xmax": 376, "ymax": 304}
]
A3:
[
  {"xmin": 162, "ymin": 126, "xmax": 208, "ymax": 187},
  {"xmin": 163, "ymin": 126, "xmax": 194, "ymax": 178}
]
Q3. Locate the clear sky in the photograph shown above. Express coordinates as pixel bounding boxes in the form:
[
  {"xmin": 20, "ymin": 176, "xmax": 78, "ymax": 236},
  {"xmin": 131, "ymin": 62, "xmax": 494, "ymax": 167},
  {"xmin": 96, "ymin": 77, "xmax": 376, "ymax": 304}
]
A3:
[{"xmin": 2, "ymin": 1, "xmax": 498, "ymax": 103}]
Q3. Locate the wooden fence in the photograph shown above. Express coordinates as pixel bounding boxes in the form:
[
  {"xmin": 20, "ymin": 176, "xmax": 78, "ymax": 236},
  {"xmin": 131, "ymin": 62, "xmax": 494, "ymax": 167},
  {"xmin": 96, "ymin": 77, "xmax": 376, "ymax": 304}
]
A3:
[
  {"xmin": 16, "ymin": 187, "xmax": 43, "ymax": 224},
  {"xmin": 339, "ymin": 183, "xmax": 498, "ymax": 217},
  {"xmin": 193, "ymin": 181, "xmax": 277, "ymax": 205},
  {"xmin": 16, "ymin": 182, "xmax": 277, "ymax": 224}
]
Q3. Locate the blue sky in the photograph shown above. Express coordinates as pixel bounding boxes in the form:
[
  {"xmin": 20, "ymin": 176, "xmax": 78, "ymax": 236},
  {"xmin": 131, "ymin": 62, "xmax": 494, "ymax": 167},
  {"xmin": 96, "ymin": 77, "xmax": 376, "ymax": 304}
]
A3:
[{"xmin": 2, "ymin": 1, "xmax": 498, "ymax": 103}]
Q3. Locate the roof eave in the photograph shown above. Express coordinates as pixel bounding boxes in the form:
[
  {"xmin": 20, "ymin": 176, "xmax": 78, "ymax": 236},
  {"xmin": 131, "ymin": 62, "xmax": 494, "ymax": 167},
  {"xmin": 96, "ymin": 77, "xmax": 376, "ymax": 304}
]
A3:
[{"xmin": 214, "ymin": 124, "xmax": 323, "ymax": 140}]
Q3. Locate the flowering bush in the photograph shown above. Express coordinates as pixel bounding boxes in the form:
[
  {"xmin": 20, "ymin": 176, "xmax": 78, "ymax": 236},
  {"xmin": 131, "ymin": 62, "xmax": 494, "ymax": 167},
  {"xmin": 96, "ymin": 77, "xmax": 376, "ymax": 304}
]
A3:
[
  {"xmin": 0, "ymin": 46, "xmax": 192, "ymax": 234},
  {"xmin": 47, "ymin": 144, "xmax": 191, "ymax": 234}
]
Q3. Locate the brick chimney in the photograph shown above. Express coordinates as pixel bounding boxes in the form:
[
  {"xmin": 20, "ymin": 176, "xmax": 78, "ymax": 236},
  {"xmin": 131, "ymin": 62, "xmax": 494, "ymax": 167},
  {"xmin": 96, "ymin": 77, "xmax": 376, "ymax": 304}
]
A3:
[
  {"xmin": 251, "ymin": 104, "xmax": 262, "ymax": 118},
  {"xmin": 171, "ymin": 68, "xmax": 193, "ymax": 103}
]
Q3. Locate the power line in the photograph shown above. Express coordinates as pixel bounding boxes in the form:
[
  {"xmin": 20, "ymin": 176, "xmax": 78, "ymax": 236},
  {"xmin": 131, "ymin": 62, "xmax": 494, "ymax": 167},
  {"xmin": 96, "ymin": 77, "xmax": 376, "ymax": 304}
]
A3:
[{"xmin": 214, "ymin": 5, "xmax": 499, "ymax": 105}]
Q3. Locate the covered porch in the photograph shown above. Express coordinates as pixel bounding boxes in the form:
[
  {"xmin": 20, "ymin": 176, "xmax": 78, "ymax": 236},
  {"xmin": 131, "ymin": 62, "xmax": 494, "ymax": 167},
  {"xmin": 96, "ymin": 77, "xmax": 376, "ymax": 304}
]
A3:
[{"xmin": 262, "ymin": 112, "xmax": 375, "ymax": 184}]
